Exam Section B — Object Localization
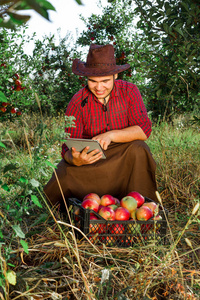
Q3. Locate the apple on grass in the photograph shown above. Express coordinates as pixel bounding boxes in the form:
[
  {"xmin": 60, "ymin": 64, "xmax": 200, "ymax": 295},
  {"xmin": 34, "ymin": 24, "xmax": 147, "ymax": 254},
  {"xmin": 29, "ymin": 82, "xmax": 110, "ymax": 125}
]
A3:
[
  {"xmin": 115, "ymin": 207, "xmax": 130, "ymax": 221},
  {"xmin": 83, "ymin": 193, "xmax": 101, "ymax": 205},
  {"xmin": 100, "ymin": 194, "xmax": 116, "ymax": 206},
  {"xmin": 120, "ymin": 196, "xmax": 137, "ymax": 213},
  {"xmin": 98, "ymin": 206, "xmax": 115, "ymax": 220},
  {"xmin": 127, "ymin": 191, "xmax": 145, "ymax": 208},
  {"xmin": 136, "ymin": 206, "xmax": 153, "ymax": 221},
  {"xmin": 142, "ymin": 202, "xmax": 159, "ymax": 215},
  {"xmin": 81, "ymin": 198, "xmax": 99, "ymax": 212}
]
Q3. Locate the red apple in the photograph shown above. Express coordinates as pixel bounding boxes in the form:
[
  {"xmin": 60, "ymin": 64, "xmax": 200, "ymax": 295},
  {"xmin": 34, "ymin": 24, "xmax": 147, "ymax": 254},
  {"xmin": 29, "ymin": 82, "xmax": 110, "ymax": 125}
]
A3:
[
  {"xmin": 127, "ymin": 191, "xmax": 145, "ymax": 208},
  {"xmin": 100, "ymin": 194, "xmax": 116, "ymax": 206},
  {"xmin": 142, "ymin": 202, "xmax": 159, "ymax": 215},
  {"xmin": 83, "ymin": 193, "xmax": 101, "ymax": 205},
  {"xmin": 115, "ymin": 207, "xmax": 130, "ymax": 221},
  {"xmin": 81, "ymin": 198, "xmax": 99, "ymax": 212},
  {"xmin": 0, "ymin": 107, "xmax": 6, "ymax": 112},
  {"xmin": 152, "ymin": 214, "xmax": 162, "ymax": 221},
  {"xmin": 136, "ymin": 206, "xmax": 153, "ymax": 221},
  {"xmin": 120, "ymin": 196, "xmax": 137, "ymax": 213},
  {"xmin": 98, "ymin": 206, "xmax": 115, "ymax": 220},
  {"xmin": 89, "ymin": 215, "xmax": 100, "ymax": 233},
  {"xmin": 11, "ymin": 108, "xmax": 16, "ymax": 114},
  {"xmin": 110, "ymin": 223, "xmax": 125, "ymax": 234}
]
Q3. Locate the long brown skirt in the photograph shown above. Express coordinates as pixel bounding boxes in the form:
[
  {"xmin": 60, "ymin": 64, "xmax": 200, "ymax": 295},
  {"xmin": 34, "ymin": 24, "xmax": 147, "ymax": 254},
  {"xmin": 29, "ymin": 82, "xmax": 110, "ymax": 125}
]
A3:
[{"xmin": 43, "ymin": 140, "xmax": 158, "ymax": 209}]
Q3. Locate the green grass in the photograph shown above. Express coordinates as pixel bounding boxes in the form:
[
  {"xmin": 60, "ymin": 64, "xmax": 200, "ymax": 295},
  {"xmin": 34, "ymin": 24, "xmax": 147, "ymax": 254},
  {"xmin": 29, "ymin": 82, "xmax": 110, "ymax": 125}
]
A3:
[{"xmin": 0, "ymin": 114, "xmax": 199, "ymax": 300}]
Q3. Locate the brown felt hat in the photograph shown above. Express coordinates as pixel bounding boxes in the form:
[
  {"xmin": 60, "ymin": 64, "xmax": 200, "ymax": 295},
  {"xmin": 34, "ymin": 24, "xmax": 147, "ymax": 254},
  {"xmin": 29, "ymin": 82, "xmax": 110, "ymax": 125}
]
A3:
[{"xmin": 72, "ymin": 44, "xmax": 130, "ymax": 76}]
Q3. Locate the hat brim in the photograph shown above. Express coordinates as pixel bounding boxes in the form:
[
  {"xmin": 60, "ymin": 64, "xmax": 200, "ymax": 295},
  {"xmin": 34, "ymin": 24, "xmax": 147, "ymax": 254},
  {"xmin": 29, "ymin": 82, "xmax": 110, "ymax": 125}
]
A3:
[{"xmin": 72, "ymin": 59, "xmax": 130, "ymax": 76}]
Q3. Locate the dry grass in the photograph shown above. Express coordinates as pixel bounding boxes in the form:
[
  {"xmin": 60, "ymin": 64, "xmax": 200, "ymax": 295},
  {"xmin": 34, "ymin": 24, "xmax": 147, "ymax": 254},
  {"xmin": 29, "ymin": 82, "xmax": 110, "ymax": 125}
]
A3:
[{"xmin": 0, "ymin": 115, "xmax": 199, "ymax": 300}]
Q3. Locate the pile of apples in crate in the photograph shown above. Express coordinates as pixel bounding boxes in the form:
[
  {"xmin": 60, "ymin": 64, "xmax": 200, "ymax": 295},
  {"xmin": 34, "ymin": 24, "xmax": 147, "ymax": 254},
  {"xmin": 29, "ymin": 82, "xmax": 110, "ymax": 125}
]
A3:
[{"xmin": 81, "ymin": 191, "xmax": 162, "ymax": 222}]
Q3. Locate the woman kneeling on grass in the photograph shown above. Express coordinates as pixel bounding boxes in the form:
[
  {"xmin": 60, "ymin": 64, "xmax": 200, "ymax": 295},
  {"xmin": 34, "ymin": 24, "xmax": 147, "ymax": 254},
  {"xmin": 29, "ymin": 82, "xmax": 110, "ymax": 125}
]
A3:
[{"xmin": 44, "ymin": 44, "xmax": 157, "ymax": 210}]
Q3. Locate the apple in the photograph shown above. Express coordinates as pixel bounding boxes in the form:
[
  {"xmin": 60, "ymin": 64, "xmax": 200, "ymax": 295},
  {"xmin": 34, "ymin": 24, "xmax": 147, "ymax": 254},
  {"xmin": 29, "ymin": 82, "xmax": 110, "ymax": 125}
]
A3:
[
  {"xmin": 136, "ymin": 206, "xmax": 153, "ymax": 221},
  {"xmin": 89, "ymin": 215, "xmax": 100, "ymax": 233},
  {"xmin": 83, "ymin": 193, "xmax": 101, "ymax": 205},
  {"xmin": 127, "ymin": 191, "xmax": 145, "ymax": 208},
  {"xmin": 130, "ymin": 209, "xmax": 137, "ymax": 220},
  {"xmin": 152, "ymin": 214, "xmax": 162, "ymax": 221},
  {"xmin": 81, "ymin": 198, "xmax": 99, "ymax": 212},
  {"xmin": 127, "ymin": 222, "xmax": 141, "ymax": 234},
  {"xmin": 120, "ymin": 196, "xmax": 137, "ymax": 213},
  {"xmin": 98, "ymin": 206, "xmax": 115, "ymax": 220},
  {"xmin": 114, "ymin": 197, "xmax": 120, "ymax": 206},
  {"xmin": 115, "ymin": 207, "xmax": 130, "ymax": 221},
  {"xmin": 109, "ymin": 223, "xmax": 125, "ymax": 234},
  {"xmin": 0, "ymin": 107, "xmax": 6, "ymax": 112},
  {"xmin": 100, "ymin": 194, "xmax": 116, "ymax": 206},
  {"xmin": 108, "ymin": 204, "xmax": 118, "ymax": 211},
  {"xmin": 11, "ymin": 108, "xmax": 16, "ymax": 114},
  {"xmin": 142, "ymin": 202, "xmax": 159, "ymax": 215}
]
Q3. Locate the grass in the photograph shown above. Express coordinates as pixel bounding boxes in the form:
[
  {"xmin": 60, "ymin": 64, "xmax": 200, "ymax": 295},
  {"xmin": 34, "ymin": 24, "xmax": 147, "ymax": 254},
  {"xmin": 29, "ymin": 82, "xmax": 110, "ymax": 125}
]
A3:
[{"xmin": 0, "ymin": 113, "xmax": 199, "ymax": 300}]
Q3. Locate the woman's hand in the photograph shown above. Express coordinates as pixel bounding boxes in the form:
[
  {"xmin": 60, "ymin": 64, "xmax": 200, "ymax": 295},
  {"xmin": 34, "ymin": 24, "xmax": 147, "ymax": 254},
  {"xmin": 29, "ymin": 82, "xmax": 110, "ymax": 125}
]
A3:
[
  {"xmin": 64, "ymin": 147, "xmax": 103, "ymax": 166},
  {"xmin": 92, "ymin": 132, "xmax": 112, "ymax": 150}
]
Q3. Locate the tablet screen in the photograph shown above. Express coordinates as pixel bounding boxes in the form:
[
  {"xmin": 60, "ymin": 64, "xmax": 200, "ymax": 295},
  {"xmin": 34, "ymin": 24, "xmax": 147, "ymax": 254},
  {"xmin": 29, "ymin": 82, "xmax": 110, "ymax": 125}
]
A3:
[{"xmin": 65, "ymin": 138, "xmax": 106, "ymax": 159}]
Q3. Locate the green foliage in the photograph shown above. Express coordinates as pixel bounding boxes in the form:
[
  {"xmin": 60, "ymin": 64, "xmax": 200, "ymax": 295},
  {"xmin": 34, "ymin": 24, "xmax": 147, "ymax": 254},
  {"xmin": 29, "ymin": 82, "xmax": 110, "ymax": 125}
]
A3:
[
  {"xmin": 77, "ymin": 0, "xmax": 200, "ymax": 119},
  {"xmin": 0, "ymin": 28, "xmax": 87, "ymax": 118},
  {"xmin": 133, "ymin": 0, "xmax": 200, "ymax": 119},
  {"xmin": 0, "ymin": 0, "xmax": 56, "ymax": 29}
]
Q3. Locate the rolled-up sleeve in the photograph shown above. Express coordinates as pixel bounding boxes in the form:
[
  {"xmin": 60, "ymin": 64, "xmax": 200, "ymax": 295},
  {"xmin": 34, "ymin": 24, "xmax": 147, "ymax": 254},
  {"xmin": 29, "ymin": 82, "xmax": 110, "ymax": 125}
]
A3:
[{"xmin": 128, "ymin": 85, "xmax": 152, "ymax": 138}]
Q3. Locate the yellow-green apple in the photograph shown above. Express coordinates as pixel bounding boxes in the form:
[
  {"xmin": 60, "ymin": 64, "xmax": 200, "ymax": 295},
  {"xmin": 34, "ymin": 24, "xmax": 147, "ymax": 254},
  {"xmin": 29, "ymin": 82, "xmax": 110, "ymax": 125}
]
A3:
[
  {"xmin": 127, "ymin": 191, "xmax": 145, "ymax": 207},
  {"xmin": 100, "ymin": 194, "xmax": 116, "ymax": 206},
  {"xmin": 108, "ymin": 204, "xmax": 118, "ymax": 211},
  {"xmin": 142, "ymin": 202, "xmax": 159, "ymax": 215},
  {"xmin": 120, "ymin": 196, "xmax": 137, "ymax": 213},
  {"xmin": 127, "ymin": 222, "xmax": 141, "ymax": 234},
  {"xmin": 115, "ymin": 207, "xmax": 130, "ymax": 220},
  {"xmin": 81, "ymin": 198, "xmax": 99, "ymax": 212},
  {"xmin": 83, "ymin": 193, "xmax": 101, "ymax": 205},
  {"xmin": 136, "ymin": 206, "xmax": 153, "ymax": 221},
  {"xmin": 130, "ymin": 209, "xmax": 137, "ymax": 220},
  {"xmin": 98, "ymin": 206, "xmax": 115, "ymax": 220}
]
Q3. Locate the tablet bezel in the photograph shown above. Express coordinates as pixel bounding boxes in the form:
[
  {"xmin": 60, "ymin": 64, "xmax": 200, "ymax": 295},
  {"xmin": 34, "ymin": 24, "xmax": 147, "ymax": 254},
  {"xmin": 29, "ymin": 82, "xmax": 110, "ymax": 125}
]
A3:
[{"xmin": 65, "ymin": 138, "xmax": 106, "ymax": 159}]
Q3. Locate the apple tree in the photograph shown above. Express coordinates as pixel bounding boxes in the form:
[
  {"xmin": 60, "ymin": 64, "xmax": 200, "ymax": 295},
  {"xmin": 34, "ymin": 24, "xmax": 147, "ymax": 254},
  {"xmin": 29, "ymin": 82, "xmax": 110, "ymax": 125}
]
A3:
[{"xmin": 132, "ymin": 0, "xmax": 200, "ymax": 120}]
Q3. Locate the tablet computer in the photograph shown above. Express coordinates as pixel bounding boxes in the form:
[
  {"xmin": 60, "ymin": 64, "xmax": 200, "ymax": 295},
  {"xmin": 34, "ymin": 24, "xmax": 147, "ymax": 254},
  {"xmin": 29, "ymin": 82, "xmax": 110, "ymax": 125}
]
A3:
[{"xmin": 65, "ymin": 138, "xmax": 106, "ymax": 159}]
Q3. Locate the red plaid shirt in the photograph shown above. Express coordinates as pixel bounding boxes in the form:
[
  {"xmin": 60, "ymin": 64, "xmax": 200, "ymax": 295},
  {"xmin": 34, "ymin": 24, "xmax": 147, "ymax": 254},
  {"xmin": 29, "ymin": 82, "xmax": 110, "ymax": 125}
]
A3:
[{"xmin": 61, "ymin": 80, "xmax": 152, "ymax": 157}]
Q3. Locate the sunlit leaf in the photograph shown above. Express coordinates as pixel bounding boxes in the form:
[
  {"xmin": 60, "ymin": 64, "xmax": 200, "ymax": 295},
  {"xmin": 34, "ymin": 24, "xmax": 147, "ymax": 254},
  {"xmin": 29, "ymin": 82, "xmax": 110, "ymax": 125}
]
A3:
[
  {"xmin": 0, "ymin": 141, "xmax": 6, "ymax": 149},
  {"xmin": 45, "ymin": 160, "xmax": 57, "ymax": 169},
  {"xmin": 0, "ymin": 91, "xmax": 7, "ymax": 101},
  {"xmin": 20, "ymin": 239, "xmax": 29, "ymax": 254},
  {"xmin": 6, "ymin": 270, "xmax": 16, "ymax": 286},
  {"xmin": 31, "ymin": 194, "xmax": 43, "ymax": 208},
  {"xmin": 12, "ymin": 225, "xmax": 25, "ymax": 238},
  {"xmin": 1, "ymin": 183, "xmax": 10, "ymax": 192},
  {"xmin": 30, "ymin": 178, "xmax": 40, "ymax": 187}
]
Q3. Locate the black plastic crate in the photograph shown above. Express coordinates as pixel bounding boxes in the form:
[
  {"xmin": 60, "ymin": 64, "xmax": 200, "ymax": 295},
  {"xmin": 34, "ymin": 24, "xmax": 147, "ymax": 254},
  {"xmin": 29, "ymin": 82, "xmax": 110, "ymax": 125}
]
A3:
[{"xmin": 67, "ymin": 197, "xmax": 168, "ymax": 247}]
